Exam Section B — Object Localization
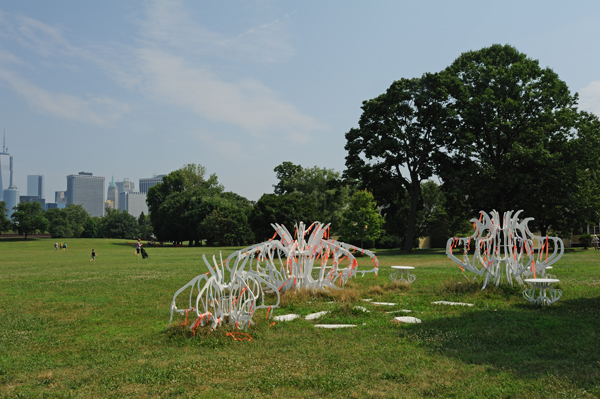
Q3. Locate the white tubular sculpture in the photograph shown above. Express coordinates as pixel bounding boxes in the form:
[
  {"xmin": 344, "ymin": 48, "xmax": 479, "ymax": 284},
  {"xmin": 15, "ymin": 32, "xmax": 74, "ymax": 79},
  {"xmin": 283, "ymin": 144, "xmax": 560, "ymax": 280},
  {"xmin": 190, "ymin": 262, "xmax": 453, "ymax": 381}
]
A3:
[
  {"xmin": 446, "ymin": 210, "xmax": 564, "ymax": 289},
  {"xmin": 168, "ymin": 221, "xmax": 379, "ymax": 332}
]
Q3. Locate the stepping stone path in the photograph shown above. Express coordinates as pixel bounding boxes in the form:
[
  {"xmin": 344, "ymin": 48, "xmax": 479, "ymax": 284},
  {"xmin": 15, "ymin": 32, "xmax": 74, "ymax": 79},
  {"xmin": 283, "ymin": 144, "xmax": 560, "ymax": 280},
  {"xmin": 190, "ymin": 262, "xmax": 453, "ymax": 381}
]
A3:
[
  {"xmin": 432, "ymin": 301, "xmax": 474, "ymax": 307},
  {"xmin": 370, "ymin": 302, "xmax": 397, "ymax": 306},
  {"xmin": 353, "ymin": 306, "xmax": 370, "ymax": 312}
]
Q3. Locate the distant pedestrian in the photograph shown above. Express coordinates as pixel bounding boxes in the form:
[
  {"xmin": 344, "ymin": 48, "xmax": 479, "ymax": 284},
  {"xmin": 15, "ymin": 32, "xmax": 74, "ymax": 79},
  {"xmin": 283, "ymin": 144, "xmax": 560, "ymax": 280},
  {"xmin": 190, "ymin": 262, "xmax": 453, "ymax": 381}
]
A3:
[
  {"xmin": 63, "ymin": 242, "xmax": 67, "ymax": 251},
  {"xmin": 135, "ymin": 238, "xmax": 142, "ymax": 259},
  {"xmin": 54, "ymin": 242, "xmax": 58, "ymax": 251},
  {"xmin": 593, "ymin": 235, "xmax": 599, "ymax": 251},
  {"xmin": 60, "ymin": 242, "xmax": 63, "ymax": 251},
  {"xmin": 90, "ymin": 249, "xmax": 97, "ymax": 262}
]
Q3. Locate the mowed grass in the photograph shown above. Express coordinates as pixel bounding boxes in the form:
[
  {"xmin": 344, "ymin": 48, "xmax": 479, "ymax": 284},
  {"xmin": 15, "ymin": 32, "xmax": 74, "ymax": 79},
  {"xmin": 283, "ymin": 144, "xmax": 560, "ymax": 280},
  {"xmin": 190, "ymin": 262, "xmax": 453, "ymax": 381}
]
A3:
[{"xmin": 1, "ymin": 239, "xmax": 599, "ymax": 398}]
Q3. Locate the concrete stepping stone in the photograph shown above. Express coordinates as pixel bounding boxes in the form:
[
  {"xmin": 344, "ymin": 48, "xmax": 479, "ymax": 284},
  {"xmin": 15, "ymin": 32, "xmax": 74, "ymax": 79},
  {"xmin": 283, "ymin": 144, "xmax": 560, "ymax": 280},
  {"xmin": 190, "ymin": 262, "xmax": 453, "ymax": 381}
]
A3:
[
  {"xmin": 273, "ymin": 314, "xmax": 300, "ymax": 322},
  {"xmin": 393, "ymin": 316, "xmax": 421, "ymax": 324},
  {"xmin": 315, "ymin": 324, "xmax": 356, "ymax": 329},
  {"xmin": 305, "ymin": 311, "xmax": 329, "ymax": 320}
]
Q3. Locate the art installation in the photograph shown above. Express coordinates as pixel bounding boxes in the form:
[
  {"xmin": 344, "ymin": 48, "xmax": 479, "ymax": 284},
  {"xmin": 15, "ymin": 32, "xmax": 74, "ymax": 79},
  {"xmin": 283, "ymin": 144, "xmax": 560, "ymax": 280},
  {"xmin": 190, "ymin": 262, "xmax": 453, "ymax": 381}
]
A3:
[
  {"xmin": 446, "ymin": 210, "xmax": 564, "ymax": 289},
  {"xmin": 168, "ymin": 222, "xmax": 379, "ymax": 332}
]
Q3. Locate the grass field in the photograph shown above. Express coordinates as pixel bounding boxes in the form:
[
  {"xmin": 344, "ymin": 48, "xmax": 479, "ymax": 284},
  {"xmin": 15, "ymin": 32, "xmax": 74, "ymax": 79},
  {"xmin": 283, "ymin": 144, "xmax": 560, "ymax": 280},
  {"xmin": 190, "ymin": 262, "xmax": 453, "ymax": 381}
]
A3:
[{"xmin": 1, "ymin": 238, "xmax": 599, "ymax": 398}]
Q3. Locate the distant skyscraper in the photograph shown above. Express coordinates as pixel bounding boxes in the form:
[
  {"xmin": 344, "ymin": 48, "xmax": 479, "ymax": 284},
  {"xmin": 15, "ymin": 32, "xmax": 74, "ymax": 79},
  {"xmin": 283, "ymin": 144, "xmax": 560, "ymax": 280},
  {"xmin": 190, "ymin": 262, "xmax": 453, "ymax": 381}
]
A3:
[
  {"xmin": 27, "ymin": 175, "xmax": 44, "ymax": 199},
  {"xmin": 3, "ymin": 185, "xmax": 18, "ymax": 218},
  {"xmin": 118, "ymin": 191, "xmax": 148, "ymax": 218},
  {"xmin": 139, "ymin": 175, "xmax": 166, "ymax": 193},
  {"xmin": 55, "ymin": 191, "xmax": 67, "ymax": 204},
  {"xmin": 116, "ymin": 178, "xmax": 134, "ymax": 193},
  {"xmin": 0, "ymin": 132, "xmax": 13, "ymax": 201},
  {"xmin": 107, "ymin": 176, "xmax": 118, "ymax": 208},
  {"xmin": 66, "ymin": 172, "xmax": 105, "ymax": 217}
]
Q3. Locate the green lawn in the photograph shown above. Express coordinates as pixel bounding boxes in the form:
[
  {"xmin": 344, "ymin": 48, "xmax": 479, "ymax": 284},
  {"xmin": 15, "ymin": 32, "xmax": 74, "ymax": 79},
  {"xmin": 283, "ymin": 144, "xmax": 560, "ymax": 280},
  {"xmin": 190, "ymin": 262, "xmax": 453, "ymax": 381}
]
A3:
[{"xmin": 1, "ymin": 238, "xmax": 599, "ymax": 398}]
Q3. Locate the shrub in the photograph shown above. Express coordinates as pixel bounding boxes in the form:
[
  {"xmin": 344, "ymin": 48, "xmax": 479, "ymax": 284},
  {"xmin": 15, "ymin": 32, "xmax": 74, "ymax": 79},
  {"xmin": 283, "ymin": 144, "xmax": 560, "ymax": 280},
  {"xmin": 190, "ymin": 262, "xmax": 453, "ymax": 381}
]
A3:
[{"xmin": 579, "ymin": 233, "xmax": 592, "ymax": 250}]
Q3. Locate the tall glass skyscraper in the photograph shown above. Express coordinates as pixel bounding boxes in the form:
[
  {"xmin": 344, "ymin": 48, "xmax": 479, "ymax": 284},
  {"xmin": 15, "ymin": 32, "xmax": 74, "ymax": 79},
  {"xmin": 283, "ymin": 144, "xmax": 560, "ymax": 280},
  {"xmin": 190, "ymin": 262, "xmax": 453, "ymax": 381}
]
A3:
[
  {"xmin": 27, "ymin": 175, "xmax": 44, "ymax": 199},
  {"xmin": 0, "ymin": 134, "xmax": 13, "ymax": 201},
  {"xmin": 66, "ymin": 172, "xmax": 105, "ymax": 217}
]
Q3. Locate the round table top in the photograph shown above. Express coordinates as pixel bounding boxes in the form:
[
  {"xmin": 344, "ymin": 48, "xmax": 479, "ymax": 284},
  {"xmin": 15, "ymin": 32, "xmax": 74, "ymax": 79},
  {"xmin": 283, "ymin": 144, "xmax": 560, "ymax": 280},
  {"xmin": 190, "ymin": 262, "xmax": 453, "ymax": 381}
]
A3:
[
  {"xmin": 524, "ymin": 278, "xmax": 559, "ymax": 284},
  {"xmin": 391, "ymin": 266, "xmax": 414, "ymax": 270}
]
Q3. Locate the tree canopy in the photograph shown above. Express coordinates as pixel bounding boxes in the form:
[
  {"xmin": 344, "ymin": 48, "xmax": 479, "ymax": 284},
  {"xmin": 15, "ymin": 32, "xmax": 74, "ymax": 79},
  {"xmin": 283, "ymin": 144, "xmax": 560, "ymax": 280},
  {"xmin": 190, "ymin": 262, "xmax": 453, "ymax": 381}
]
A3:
[
  {"xmin": 0, "ymin": 201, "xmax": 12, "ymax": 234},
  {"xmin": 147, "ymin": 164, "xmax": 256, "ymax": 245},
  {"xmin": 147, "ymin": 164, "xmax": 224, "ymax": 244},
  {"xmin": 44, "ymin": 204, "xmax": 92, "ymax": 239},
  {"xmin": 345, "ymin": 73, "xmax": 451, "ymax": 250},
  {"xmin": 98, "ymin": 209, "xmax": 139, "ymax": 239},
  {"xmin": 11, "ymin": 201, "xmax": 49, "ymax": 239},
  {"xmin": 249, "ymin": 192, "xmax": 318, "ymax": 241},
  {"xmin": 438, "ymin": 44, "xmax": 600, "ymax": 236},
  {"xmin": 271, "ymin": 162, "xmax": 349, "ymax": 231},
  {"xmin": 338, "ymin": 190, "xmax": 384, "ymax": 248}
]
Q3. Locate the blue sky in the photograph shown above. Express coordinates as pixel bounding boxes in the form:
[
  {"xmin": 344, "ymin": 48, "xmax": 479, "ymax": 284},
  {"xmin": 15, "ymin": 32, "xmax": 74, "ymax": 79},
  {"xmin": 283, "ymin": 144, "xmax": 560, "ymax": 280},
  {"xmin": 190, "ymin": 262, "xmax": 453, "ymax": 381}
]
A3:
[{"xmin": 2, "ymin": 0, "xmax": 600, "ymax": 201}]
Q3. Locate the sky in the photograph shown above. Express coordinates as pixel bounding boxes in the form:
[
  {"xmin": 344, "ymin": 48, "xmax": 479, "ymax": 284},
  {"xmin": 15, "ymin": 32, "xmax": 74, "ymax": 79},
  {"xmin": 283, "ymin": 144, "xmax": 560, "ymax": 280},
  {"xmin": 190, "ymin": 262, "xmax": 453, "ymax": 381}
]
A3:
[{"xmin": 2, "ymin": 0, "xmax": 600, "ymax": 202}]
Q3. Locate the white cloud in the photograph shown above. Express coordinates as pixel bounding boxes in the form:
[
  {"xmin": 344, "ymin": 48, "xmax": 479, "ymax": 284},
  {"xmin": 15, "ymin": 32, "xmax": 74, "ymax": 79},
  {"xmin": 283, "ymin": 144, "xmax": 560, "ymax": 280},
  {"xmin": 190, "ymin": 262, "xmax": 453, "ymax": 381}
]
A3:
[
  {"xmin": 139, "ymin": 0, "xmax": 296, "ymax": 64},
  {"xmin": 0, "ymin": 48, "xmax": 22, "ymax": 65},
  {"xmin": 136, "ymin": 48, "xmax": 324, "ymax": 135},
  {"xmin": 0, "ymin": 2, "xmax": 324, "ymax": 140},
  {"xmin": 0, "ymin": 68, "xmax": 129, "ymax": 125},
  {"xmin": 579, "ymin": 81, "xmax": 600, "ymax": 117}
]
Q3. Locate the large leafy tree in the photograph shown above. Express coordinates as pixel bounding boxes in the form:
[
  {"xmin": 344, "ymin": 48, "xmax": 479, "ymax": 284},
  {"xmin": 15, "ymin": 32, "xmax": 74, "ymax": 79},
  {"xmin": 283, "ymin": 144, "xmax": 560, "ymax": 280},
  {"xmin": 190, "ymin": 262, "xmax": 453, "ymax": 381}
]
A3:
[
  {"xmin": 200, "ymin": 203, "xmax": 254, "ymax": 246},
  {"xmin": 439, "ymin": 44, "xmax": 600, "ymax": 236},
  {"xmin": 0, "ymin": 201, "xmax": 11, "ymax": 234},
  {"xmin": 338, "ymin": 190, "xmax": 384, "ymax": 248},
  {"xmin": 137, "ymin": 212, "xmax": 153, "ymax": 241},
  {"xmin": 147, "ymin": 164, "xmax": 224, "ymax": 245},
  {"xmin": 98, "ymin": 209, "xmax": 139, "ymax": 239},
  {"xmin": 345, "ymin": 72, "xmax": 452, "ymax": 250},
  {"xmin": 272, "ymin": 162, "xmax": 350, "ymax": 231},
  {"xmin": 44, "ymin": 204, "xmax": 92, "ymax": 239},
  {"xmin": 45, "ymin": 208, "xmax": 73, "ymax": 238},
  {"xmin": 11, "ymin": 201, "xmax": 49, "ymax": 239},
  {"xmin": 64, "ymin": 204, "xmax": 90, "ymax": 238},
  {"xmin": 249, "ymin": 192, "xmax": 318, "ymax": 241}
]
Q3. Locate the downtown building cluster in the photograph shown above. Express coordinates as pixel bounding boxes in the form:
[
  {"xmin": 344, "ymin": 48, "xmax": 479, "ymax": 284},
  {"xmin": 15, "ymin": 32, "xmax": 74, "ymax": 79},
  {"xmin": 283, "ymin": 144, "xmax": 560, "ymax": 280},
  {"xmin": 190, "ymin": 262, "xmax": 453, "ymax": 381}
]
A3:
[{"xmin": 0, "ymin": 135, "xmax": 165, "ymax": 219}]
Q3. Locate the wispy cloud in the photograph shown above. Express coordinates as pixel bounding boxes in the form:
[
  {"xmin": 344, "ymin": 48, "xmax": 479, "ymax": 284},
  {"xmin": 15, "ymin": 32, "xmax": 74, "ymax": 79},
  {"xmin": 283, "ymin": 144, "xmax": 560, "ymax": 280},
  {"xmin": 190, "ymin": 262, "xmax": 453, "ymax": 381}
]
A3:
[
  {"xmin": 139, "ymin": 0, "xmax": 296, "ymax": 64},
  {"xmin": 136, "ymin": 48, "xmax": 323, "ymax": 135},
  {"xmin": 0, "ymin": 68, "xmax": 129, "ymax": 125},
  {"xmin": 0, "ymin": 1, "xmax": 324, "ymax": 139},
  {"xmin": 579, "ymin": 81, "xmax": 600, "ymax": 116}
]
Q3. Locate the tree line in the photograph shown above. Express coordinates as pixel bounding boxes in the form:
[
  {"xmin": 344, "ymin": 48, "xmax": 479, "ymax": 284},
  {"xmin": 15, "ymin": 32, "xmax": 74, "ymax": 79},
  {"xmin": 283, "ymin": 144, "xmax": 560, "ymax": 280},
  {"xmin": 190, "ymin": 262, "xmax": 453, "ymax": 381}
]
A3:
[
  {"xmin": 0, "ymin": 201, "xmax": 153, "ymax": 241},
  {"xmin": 1, "ymin": 44, "xmax": 598, "ymax": 249}
]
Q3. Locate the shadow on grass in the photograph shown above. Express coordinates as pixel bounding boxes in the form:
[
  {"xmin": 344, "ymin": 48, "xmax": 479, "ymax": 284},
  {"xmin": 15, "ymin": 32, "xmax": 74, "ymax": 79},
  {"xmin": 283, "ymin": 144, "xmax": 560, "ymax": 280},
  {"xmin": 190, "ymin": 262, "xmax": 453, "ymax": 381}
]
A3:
[
  {"xmin": 400, "ymin": 296, "xmax": 600, "ymax": 390},
  {"xmin": 0, "ymin": 237, "xmax": 47, "ymax": 242},
  {"xmin": 374, "ymin": 248, "xmax": 447, "ymax": 257}
]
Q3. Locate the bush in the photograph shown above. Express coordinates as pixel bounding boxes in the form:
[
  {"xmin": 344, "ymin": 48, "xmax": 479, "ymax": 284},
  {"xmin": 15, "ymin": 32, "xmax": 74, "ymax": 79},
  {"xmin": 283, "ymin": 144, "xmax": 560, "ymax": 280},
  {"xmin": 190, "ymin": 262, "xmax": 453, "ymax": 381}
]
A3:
[{"xmin": 579, "ymin": 233, "xmax": 592, "ymax": 250}]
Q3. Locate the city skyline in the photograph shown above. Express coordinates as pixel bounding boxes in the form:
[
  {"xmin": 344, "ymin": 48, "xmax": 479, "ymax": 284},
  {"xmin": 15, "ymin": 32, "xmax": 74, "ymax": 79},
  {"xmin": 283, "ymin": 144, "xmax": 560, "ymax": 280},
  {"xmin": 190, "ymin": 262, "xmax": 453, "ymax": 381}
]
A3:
[{"xmin": 2, "ymin": 1, "xmax": 600, "ymax": 202}]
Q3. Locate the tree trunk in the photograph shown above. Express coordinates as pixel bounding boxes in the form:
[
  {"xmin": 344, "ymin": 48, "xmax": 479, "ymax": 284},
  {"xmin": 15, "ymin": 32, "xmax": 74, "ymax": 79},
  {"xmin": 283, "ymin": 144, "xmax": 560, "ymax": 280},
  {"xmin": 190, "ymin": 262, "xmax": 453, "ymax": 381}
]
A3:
[{"xmin": 403, "ymin": 180, "xmax": 421, "ymax": 252}]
